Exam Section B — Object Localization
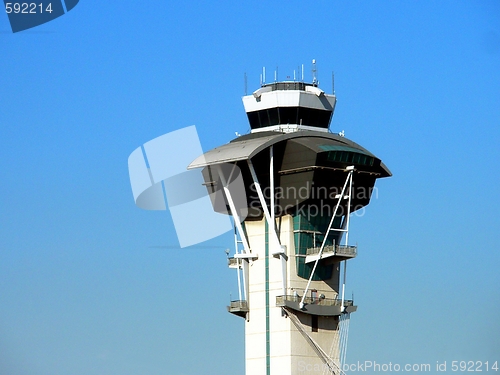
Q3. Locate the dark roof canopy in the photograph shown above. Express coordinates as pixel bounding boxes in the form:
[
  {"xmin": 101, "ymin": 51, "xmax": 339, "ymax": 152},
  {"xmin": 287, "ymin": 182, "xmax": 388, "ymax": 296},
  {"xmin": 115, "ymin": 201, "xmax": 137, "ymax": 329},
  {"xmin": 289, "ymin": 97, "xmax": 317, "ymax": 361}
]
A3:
[{"xmin": 188, "ymin": 130, "xmax": 391, "ymax": 178}]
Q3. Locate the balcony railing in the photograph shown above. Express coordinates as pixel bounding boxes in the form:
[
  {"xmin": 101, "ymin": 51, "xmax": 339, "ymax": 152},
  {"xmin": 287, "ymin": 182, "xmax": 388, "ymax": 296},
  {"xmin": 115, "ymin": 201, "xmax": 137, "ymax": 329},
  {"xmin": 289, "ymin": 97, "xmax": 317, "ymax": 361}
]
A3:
[
  {"xmin": 277, "ymin": 295, "xmax": 354, "ymax": 307},
  {"xmin": 227, "ymin": 257, "xmax": 240, "ymax": 268},
  {"xmin": 227, "ymin": 300, "xmax": 249, "ymax": 319},
  {"xmin": 276, "ymin": 295, "xmax": 356, "ymax": 316},
  {"xmin": 304, "ymin": 244, "xmax": 357, "ymax": 264},
  {"xmin": 228, "ymin": 300, "xmax": 248, "ymax": 310},
  {"xmin": 227, "ymin": 254, "xmax": 258, "ymax": 268},
  {"xmin": 306, "ymin": 244, "xmax": 357, "ymax": 257}
]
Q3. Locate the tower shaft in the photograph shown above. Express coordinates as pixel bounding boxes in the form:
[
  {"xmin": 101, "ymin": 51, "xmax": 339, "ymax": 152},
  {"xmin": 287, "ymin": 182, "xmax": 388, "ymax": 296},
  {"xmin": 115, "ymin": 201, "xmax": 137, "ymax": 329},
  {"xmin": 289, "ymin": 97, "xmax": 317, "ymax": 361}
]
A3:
[{"xmin": 244, "ymin": 215, "xmax": 343, "ymax": 375}]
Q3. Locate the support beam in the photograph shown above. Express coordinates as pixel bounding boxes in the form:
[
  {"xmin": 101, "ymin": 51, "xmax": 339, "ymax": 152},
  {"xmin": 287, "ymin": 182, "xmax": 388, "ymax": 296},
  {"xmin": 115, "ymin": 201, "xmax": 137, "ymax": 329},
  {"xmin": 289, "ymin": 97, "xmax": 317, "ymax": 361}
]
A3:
[
  {"xmin": 217, "ymin": 164, "xmax": 252, "ymax": 305},
  {"xmin": 248, "ymin": 158, "xmax": 287, "ymax": 296},
  {"xmin": 234, "ymin": 225, "xmax": 242, "ymax": 302},
  {"xmin": 341, "ymin": 167, "xmax": 353, "ymax": 311},
  {"xmin": 216, "ymin": 164, "xmax": 251, "ymax": 254},
  {"xmin": 270, "ymin": 146, "xmax": 275, "ymax": 232},
  {"xmin": 300, "ymin": 167, "xmax": 354, "ymax": 309},
  {"xmin": 247, "ymin": 159, "xmax": 281, "ymax": 251},
  {"xmin": 270, "ymin": 146, "xmax": 288, "ymax": 297}
]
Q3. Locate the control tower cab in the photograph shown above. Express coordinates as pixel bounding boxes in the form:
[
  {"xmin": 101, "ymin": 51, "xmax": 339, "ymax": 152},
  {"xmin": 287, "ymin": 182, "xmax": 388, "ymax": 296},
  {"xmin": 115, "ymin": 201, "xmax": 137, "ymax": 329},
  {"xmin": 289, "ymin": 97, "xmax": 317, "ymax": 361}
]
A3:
[
  {"xmin": 188, "ymin": 67, "xmax": 391, "ymax": 375},
  {"xmin": 243, "ymin": 81, "xmax": 336, "ymax": 133}
]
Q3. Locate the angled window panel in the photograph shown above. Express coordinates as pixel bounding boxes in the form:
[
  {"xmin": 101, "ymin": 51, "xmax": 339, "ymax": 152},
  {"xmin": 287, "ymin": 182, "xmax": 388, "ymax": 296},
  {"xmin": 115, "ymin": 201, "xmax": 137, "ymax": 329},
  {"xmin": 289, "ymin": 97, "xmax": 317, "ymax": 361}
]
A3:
[
  {"xmin": 258, "ymin": 110, "xmax": 270, "ymax": 127},
  {"xmin": 279, "ymin": 107, "xmax": 298, "ymax": 125},
  {"xmin": 247, "ymin": 112, "xmax": 259, "ymax": 129},
  {"xmin": 268, "ymin": 108, "xmax": 279, "ymax": 126}
]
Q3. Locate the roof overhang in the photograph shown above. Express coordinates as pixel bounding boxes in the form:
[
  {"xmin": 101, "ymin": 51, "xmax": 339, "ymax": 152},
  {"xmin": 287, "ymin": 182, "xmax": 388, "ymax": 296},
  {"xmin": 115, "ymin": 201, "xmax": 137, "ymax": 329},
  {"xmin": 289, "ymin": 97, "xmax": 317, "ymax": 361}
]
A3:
[{"xmin": 188, "ymin": 130, "xmax": 391, "ymax": 178}]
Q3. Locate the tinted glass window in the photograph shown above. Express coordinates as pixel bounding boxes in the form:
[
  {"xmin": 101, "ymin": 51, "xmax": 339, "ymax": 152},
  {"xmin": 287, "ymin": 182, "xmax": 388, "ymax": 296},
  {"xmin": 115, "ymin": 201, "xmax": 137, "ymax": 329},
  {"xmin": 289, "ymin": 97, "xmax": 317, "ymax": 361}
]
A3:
[{"xmin": 247, "ymin": 107, "xmax": 331, "ymax": 129}]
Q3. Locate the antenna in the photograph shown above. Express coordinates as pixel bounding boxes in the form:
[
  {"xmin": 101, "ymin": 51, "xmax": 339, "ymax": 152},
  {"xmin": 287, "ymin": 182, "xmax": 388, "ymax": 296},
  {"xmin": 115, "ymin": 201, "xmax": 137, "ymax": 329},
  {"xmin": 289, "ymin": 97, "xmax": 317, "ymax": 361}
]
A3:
[
  {"xmin": 244, "ymin": 72, "xmax": 248, "ymax": 95},
  {"xmin": 332, "ymin": 71, "xmax": 335, "ymax": 94},
  {"xmin": 293, "ymin": 70, "xmax": 296, "ymax": 81},
  {"xmin": 312, "ymin": 59, "xmax": 318, "ymax": 86},
  {"xmin": 274, "ymin": 67, "xmax": 277, "ymax": 82},
  {"xmin": 301, "ymin": 64, "xmax": 304, "ymax": 82},
  {"xmin": 263, "ymin": 67, "xmax": 266, "ymax": 85}
]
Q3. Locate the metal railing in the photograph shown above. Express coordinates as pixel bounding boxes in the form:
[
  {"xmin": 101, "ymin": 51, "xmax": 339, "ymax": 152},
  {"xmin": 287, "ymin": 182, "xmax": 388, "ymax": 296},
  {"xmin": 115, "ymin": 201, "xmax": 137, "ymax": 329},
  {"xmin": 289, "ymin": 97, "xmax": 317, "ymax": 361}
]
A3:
[
  {"xmin": 276, "ymin": 295, "xmax": 354, "ymax": 307},
  {"xmin": 228, "ymin": 300, "xmax": 249, "ymax": 311},
  {"xmin": 227, "ymin": 257, "xmax": 240, "ymax": 267},
  {"xmin": 306, "ymin": 244, "xmax": 357, "ymax": 257}
]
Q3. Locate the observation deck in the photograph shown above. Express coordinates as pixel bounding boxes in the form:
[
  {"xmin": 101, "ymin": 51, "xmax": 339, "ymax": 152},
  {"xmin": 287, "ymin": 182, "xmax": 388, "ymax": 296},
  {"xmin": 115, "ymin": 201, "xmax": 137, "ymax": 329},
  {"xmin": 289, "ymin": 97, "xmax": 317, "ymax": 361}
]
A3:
[
  {"xmin": 227, "ymin": 300, "xmax": 249, "ymax": 319},
  {"xmin": 227, "ymin": 253, "xmax": 258, "ymax": 269},
  {"xmin": 227, "ymin": 257, "xmax": 240, "ymax": 269},
  {"xmin": 276, "ymin": 295, "xmax": 357, "ymax": 316},
  {"xmin": 304, "ymin": 244, "xmax": 357, "ymax": 264}
]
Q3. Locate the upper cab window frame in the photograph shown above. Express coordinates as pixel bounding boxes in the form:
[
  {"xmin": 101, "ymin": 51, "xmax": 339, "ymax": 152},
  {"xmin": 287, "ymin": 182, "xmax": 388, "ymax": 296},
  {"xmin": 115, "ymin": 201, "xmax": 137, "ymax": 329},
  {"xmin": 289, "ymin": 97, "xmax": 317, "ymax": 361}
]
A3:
[{"xmin": 247, "ymin": 107, "xmax": 332, "ymax": 129}]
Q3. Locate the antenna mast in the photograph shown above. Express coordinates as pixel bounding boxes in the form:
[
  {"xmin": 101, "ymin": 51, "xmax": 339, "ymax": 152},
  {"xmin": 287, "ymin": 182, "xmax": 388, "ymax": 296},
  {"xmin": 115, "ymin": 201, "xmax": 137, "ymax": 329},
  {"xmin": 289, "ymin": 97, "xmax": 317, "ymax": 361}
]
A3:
[
  {"xmin": 244, "ymin": 72, "xmax": 248, "ymax": 95},
  {"xmin": 312, "ymin": 59, "xmax": 318, "ymax": 86}
]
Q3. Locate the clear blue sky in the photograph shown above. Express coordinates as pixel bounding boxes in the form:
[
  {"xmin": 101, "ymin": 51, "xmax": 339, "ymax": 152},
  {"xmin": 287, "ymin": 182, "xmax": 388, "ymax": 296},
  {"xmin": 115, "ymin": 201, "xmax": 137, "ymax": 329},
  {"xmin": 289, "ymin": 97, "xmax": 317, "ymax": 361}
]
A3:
[{"xmin": 1, "ymin": 1, "xmax": 499, "ymax": 374}]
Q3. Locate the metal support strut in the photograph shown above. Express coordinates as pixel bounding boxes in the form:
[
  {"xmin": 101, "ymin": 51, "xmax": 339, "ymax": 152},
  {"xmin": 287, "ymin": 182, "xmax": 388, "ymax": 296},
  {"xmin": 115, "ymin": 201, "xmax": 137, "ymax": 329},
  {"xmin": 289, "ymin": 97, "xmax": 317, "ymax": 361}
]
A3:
[
  {"xmin": 248, "ymin": 153, "xmax": 287, "ymax": 297},
  {"xmin": 300, "ymin": 166, "xmax": 355, "ymax": 309},
  {"xmin": 217, "ymin": 164, "xmax": 251, "ymax": 305}
]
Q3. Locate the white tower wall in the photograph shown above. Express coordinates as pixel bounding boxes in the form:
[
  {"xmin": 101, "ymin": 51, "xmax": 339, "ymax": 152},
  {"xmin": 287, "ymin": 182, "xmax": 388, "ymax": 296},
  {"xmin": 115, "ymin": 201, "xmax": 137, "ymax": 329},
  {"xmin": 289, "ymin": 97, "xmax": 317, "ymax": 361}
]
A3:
[{"xmin": 244, "ymin": 215, "xmax": 341, "ymax": 375}]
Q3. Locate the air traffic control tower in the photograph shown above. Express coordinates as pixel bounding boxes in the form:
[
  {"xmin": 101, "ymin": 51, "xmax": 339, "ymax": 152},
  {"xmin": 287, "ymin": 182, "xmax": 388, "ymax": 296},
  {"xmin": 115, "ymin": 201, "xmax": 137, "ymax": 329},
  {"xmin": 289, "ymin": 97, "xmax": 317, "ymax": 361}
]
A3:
[{"xmin": 188, "ymin": 66, "xmax": 391, "ymax": 375}]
